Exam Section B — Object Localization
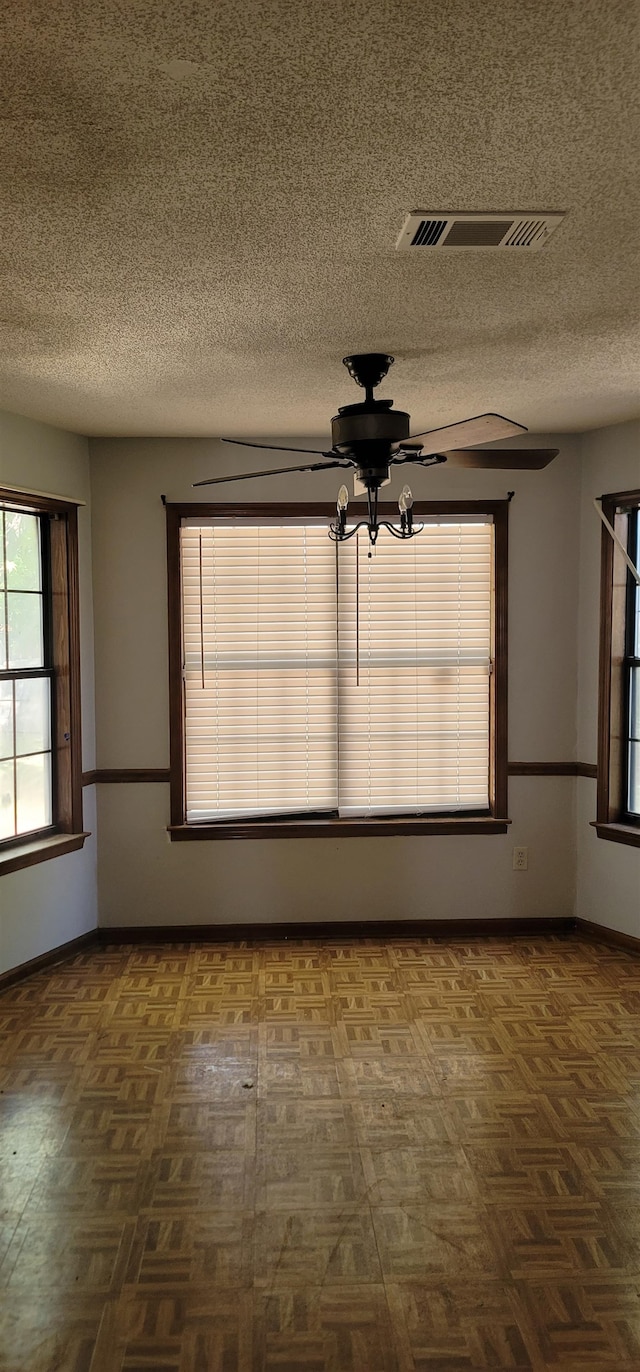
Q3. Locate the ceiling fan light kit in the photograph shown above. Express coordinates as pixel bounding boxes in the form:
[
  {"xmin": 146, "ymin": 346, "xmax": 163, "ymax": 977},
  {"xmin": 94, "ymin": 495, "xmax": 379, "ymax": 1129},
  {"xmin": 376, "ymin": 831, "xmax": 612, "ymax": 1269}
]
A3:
[{"xmin": 194, "ymin": 354, "xmax": 559, "ymax": 548}]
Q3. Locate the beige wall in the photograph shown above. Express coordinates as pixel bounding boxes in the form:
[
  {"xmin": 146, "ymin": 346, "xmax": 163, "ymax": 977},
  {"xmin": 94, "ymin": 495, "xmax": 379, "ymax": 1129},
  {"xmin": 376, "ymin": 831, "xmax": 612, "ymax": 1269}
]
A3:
[
  {"xmin": 90, "ymin": 433, "xmax": 581, "ymax": 928},
  {"xmin": 0, "ymin": 411, "xmax": 98, "ymax": 973},
  {"xmin": 1, "ymin": 411, "xmax": 635, "ymax": 954},
  {"xmin": 576, "ymin": 420, "xmax": 640, "ymax": 937}
]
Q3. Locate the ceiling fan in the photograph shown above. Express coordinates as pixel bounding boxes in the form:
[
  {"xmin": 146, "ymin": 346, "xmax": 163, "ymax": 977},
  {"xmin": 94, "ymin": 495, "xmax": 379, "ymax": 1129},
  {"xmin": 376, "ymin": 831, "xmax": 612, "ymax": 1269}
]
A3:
[{"xmin": 194, "ymin": 354, "xmax": 559, "ymax": 547}]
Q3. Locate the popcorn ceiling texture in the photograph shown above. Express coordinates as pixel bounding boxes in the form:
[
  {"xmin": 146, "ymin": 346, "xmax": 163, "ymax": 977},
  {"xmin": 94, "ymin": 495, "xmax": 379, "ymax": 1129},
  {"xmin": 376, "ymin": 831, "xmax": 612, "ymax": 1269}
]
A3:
[{"xmin": 0, "ymin": 0, "xmax": 638, "ymax": 438}]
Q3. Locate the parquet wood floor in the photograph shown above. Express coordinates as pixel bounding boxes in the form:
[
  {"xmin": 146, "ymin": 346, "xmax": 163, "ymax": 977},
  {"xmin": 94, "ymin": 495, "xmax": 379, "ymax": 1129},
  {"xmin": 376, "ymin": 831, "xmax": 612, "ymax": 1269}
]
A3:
[{"xmin": 2, "ymin": 934, "xmax": 640, "ymax": 1370}]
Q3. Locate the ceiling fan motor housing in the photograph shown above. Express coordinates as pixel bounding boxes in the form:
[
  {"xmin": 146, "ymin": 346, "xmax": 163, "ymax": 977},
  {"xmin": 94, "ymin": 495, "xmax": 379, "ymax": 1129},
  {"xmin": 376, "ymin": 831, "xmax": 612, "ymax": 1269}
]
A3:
[
  {"xmin": 332, "ymin": 396, "xmax": 411, "ymax": 491},
  {"xmin": 331, "ymin": 402, "xmax": 411, "ymax": 454},
  {"xmin": 333, "ymin": 353, "xmax": 410, "ymax": 487}
]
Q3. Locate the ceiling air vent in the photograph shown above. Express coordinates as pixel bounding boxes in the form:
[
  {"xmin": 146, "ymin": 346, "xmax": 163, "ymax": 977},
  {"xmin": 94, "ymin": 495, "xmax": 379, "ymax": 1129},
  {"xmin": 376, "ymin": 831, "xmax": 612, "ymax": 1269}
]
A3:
[{"xmin": 396, "ymin": 211, "xmax": 566, "ymax": 251}]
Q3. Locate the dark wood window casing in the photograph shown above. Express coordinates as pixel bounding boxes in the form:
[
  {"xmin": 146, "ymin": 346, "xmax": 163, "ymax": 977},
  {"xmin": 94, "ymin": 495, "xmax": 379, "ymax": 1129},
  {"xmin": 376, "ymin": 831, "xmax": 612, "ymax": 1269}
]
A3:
[
  {"xmin": 166, "ymin": 500, "xmax": 510, "ymax": 840},
  {"xmin": 594, "ymin": 488, "xmax": 640, "ymax": 849},
  {"xmin": 0, "ymin": 487, "xmax": 88, "ymax": 875}
]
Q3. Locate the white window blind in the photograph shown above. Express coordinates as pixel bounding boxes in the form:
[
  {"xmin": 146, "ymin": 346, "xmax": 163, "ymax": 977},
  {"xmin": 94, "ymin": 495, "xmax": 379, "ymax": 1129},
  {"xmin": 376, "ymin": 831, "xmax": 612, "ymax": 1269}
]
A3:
[
  {"xmin": 181, "ymin": 517, "xmax": 493, "ymax": 822},
  {"xmin": 336, "ymin": 523, "xmax": 493, "ymax": 816},
  {"xmin": 181, "ymin": 523, "xmax": 337, "ymax": 821}
]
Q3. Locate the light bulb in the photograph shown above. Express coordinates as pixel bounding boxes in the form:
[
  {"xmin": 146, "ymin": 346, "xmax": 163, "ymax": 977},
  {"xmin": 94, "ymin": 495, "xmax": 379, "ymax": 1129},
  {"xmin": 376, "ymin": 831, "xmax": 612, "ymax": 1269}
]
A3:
[
  {"xmin": 401, "ymin": 485, "xmax": 413, "ymax": 509},
  {"xmin": 337, "ymin": 485, "xmax": 349, "ymax": 511}
]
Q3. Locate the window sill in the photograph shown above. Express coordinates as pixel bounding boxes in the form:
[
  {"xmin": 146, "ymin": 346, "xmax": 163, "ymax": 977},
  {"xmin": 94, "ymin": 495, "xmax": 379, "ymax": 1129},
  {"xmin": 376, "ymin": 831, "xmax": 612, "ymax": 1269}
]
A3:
[
  {"xmin": 0, "ymin": 832, "xmax": 91, "ymax": 876},
  {"xmin": 591, "ymin": 822, "xmax": 640, "ymax": 849},
  {"xmin": 169, "ymin": 817, "xmax": 510, "ymax": 840}
]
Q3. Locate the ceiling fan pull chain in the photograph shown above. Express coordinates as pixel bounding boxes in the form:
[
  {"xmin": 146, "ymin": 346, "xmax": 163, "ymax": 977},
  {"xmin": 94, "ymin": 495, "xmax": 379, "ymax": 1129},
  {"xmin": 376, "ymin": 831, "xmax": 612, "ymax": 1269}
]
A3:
[{"xmin": 199, "ymin": 531, "xmax": 205, "ymax": 690}]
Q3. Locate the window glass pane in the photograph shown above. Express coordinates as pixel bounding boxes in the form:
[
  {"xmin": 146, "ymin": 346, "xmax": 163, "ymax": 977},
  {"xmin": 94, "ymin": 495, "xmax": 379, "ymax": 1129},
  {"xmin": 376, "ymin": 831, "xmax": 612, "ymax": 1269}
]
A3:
[
  {"xmin": 15, "ymin": 678, "xmax": 50, "ymax": 756},
  {"xmin": 632, "ymin": 517, "xmax": 640, "ymax": 656},
  {"xmin": 16, "ymin": 753, "xmax": 51, "ymax": 834},
  {"xmin": 0, "ymin": 680, "xmax": 13, "ymax": 760},
  {"xmin": 628, "ymin": 665, "xmax": 639, "ymax": 817},
  {"xmin": 0, "ymin": 506, "xmax": 57, "ymax": 841},
  {"xmin": 7, "ymin": 591, "xmax": 44, "ymax": 668},
  {"xmin": 628, "ymin": 740, "xmax": 640, "ymax": 817},
  {"xmin": 182, "ymin": 523, "xmax": 338, "ymax": 821},
  {"xmin": 625, "ymin": 515, "xmax": 639, "ymax": 816},
  {"xmin": 5, "ymin": 512, "xmax": 41, "ymax": 591},
  {"xmin": 0, "ymin": 758, "xmax": 15, "ymax": 839},
  {"xmin": 337, "ymin": 524, "xmax": 492, "ymax": 816},
  {"xmin": 630, "ymin": 665, "xmax": 640, "ymax": 743}
]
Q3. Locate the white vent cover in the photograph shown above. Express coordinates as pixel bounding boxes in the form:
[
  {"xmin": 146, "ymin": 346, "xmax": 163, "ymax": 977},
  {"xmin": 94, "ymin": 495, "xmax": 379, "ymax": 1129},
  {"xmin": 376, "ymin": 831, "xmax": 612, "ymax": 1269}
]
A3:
[{"xmin": 396, "ymin": 211, "xmax": 565, "ymax": 251}]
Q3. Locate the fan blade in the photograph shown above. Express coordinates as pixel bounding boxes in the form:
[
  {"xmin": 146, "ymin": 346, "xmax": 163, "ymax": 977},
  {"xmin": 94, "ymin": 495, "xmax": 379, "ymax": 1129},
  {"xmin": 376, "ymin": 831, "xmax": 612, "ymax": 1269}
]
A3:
[
  {"xmin": 193, "ymin": 459, "xmax": 352, "ymax": 487},
  {"xmin": 222, "ymin": 438, "xmax": 334, "ymax": 456},
  {"xmin": 408, "ymin": 413, "xmax": 527, "ymax": 453},
  {"xmin": 441, "ymin": 447, "xmax": 558, "ymax": 470}
]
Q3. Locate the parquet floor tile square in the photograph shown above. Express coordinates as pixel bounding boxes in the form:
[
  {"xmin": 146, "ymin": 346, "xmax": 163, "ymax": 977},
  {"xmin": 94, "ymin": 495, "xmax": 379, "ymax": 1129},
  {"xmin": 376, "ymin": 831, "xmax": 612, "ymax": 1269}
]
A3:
[
  {"xmin": 253, "ymin": 1285, "xmax": 398, "ymax": 1372},
  {"xmin": 260, "ymin": 1057, "xmax": 342, "ymax": 1098},
  {"xmin": 0, "ymin": 1154, "xmax": 46, "ymax": 1213},
  {"xmin": 1, "ymin": 1094, "xmax": 73, "ymax": 1152},
  {"xmin": 445, "ymin": 1093, "xmax": 560, "ymax": 1144},
  {"xmin": 0, "ymin": 1214, "xmax": 135, "ymax": 1293},
  {"xmin": 257, "ymin": 1144, "xmax": 367, "ymax": 1209},
  {"xmin": 332, "ymin": 1023, "xmax": 417, "ymax": 1058},
  {"xmin": 261, "ymin": 1023, "xmax": 334, "ymax": 1057},
  {"xmin": 259, "ymin": 1098, "xmax": 359, "ymax": 1148},
  {"xmin": 0, "ymin": 1293, "xmax": 106, "ymax": 1372},
  {"xmin": 3, "ymin": 932, "xmax": 640, "ymax": 1369},
  {"xmin": 543, "ymin": 1093, "xmax": 640, "ymax": 1142},
  {"xmin": 489, "ymin": 1200, "xmax": 628, "ymax": 1277},
  {"xmin": 147, "ymin": 1146, "xmax": 254, "ymax": 1210},
  {"xmin": 386, "ymin": 1280, "xmax": 539, "ymax": 1370},
  {"xmin": 523, "ymin": 1277, "xmax": 640, "ymax": 1368},
  {"xmin": 26, "ymin": 1155, "xmax": 149, "ymax": 1215},
  {"xmin": 372, "ymin": 1203, "xmax": 504, "ymax": 1281},
  {"xmin": 93, "ymin": 1287, "xmax": 254, "ymax": 1372},
  {"xmin": 461, "ymin": 1143, "xmax": 595, "ymax": 1202},
  {"xmin": 126, "ymin": 1209, "xmax": 254, "ymax": 1288},
  {"xmin": 361, "ymin": 1143, "xmax": 477, "ymax": 1204},
  {"xmin": 337, "ymin": 1054, "xmax": 438, "ymax": 1098},
  {"xmin": 173, "ymin": 1057, "xmax": 258, "ymax": 1102},
  {"xmin": 63, "ymin": 1100, "xmax": 162, "ymax": 1157},
  {"xmin": 515, "ymin": 1052, "xmax": 628, "ymax": 1095},
  {"xmin": 254, "ymin": 1208, "xmax": 383, "ymax": 1286},
  {"xmin": 0, "ymin": 1061, "xmax": 77, "ymax": 1104},
  {"xmin": 430, "ymin": 1049, "xmax": 532, "ymax": 1095},
  {"xmin": 352, "ymin": 1097, "xmax": 454, "ymax": 1149}
]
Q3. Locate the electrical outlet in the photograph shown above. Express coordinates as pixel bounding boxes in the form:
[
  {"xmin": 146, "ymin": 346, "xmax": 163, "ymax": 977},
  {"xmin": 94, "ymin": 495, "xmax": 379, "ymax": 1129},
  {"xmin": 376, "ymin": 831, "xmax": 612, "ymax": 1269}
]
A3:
[{"xmin": 513, "ymin": 846, "xmax": 528, "ymax": 870}]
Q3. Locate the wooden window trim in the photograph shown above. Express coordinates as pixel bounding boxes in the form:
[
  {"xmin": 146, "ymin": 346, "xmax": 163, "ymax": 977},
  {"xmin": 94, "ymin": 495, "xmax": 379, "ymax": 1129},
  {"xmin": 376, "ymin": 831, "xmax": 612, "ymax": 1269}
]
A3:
[
  {"xmin": 168, "ymin": 818, "xmax": 510, "ymax": 839},
  {"xmin": 0, "ymin": 487, "xmax": 87, "ymax": 875},
  {"xmin": 166, "ymin": 500, "xmax": 510, "ymax": 839},
  {"xmin": 590, "ymin": 821, "xmax": 640, "ymax": 849},
  {"xmin": 594, "ymin": 488, "xmax": 640, "ymax": 848}
]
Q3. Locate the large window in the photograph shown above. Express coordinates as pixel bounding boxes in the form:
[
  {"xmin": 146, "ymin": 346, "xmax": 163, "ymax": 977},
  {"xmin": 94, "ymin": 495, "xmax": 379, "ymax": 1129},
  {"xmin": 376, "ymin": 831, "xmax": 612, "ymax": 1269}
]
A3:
[
  {"xmin": 624, "ymin": 505, "xmax": 639, "ymax": 821},
  {"xmin": 0, "ymin": 488, "xmax": 85, "ymax": 874},
  {"xmin": 167, "ymin": 502, "xmax": 508, "ymax": 837},
  {"xmin": 595, "ymin": 488, "xmax": 640, "ymax": 846},
  {"xmin": 0, "ymin": 509, "xmax": 52, "ymax": 839}
]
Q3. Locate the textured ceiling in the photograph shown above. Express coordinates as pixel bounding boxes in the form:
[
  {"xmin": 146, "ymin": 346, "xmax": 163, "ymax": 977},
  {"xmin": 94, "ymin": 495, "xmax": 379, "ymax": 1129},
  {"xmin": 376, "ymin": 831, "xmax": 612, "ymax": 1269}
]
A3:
[{"xmin": 0, "ymin": 0, "xmax": 639, "ymax": 438}]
